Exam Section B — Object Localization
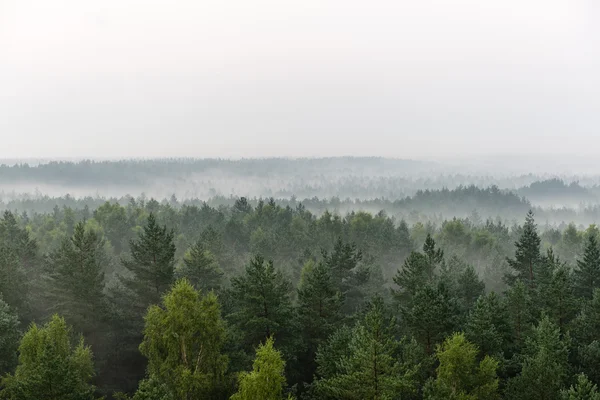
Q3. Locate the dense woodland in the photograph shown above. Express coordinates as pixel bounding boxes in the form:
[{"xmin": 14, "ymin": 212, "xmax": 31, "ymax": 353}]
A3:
[{"xmin": 3, "ymin": 160, "xmax": 600, "ymax": 399}]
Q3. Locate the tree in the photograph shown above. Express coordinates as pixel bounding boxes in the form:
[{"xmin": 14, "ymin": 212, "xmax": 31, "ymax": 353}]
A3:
[
  {"xmin": 393, "ymin": 251, "xmax": 431, "ymax": 305},
  {"xmin": 540, "ymin": 265, "xmax": 578, "ymax": 332},
  {"xmin": 230, "ymin": 337, "xmax": 290, "ymax": 400},
  {"xmin": 176, "ymin": 240, "xmax": 224, "ymax": 292},
  {"xmin": 506, "ymin": 315, "xmax": 571, "ymax": 400},
  {"xmin": 1, "ymin": 315, "xmax": 98, "ymax": 400},
  {"xmin": 229, "ymin": 255, "xmax": 296, "ymax": 356},
  {"xmin": 0, "ymin": 211, "xmax": 38, "ymax": 274},
  {"xmin": 506, "ymin": 210, "xmax": 541, "ymax": 288},
  {"xmin": 424, "ymin": 333, "xmax": 499, "ymax": 400},
  {"xmin": 44, "ymin": 222, "xmax": 108, "ymax": 336},
  {"xmin": 403, "ymin": 284, "xmax": 458, "ymax": 354},
  {"xmin": 575, "ymin": 234, "xmax": 600, "ymax": 299},
  {"xmin": 137, "ymin": 279, "xmax": 228, "ymax": 399},
  {"xmin": 0, "ymin": 296, "xmax": 20, "ymax": 375},
  {"xmin": 296, "ymin": 260, "xmax": 342, "ymax": 385},
  {"xmin": 118, "ymin": 213, "xmax": 176, "ymax": 313},
  {"xmin": 505, "ymin": 280, "xmax": 534, "ymax": 350},
  {"xmin": 0, "ymin": 247, "xmax": 28, "ymax": 313},
  {"xmin": 423, "ymin": 233, "xmax": 444, "ymax": 276},
  {"xmin": 456, "ymin": 265, "xmax": 485, "ymax": 314},
  {"xmin": 561, "ymin": 374, "xmax": 600, "ymax": 400},
  {"xmin": 465, "ymin": 292, "xmax": 511, "ymax": 358},
  {"xmin": 315, "ymin": 296, "xmax": 416, "ymax": 400}
]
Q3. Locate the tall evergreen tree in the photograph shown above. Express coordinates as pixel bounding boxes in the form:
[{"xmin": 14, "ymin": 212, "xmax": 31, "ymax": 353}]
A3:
[
  {"xmin": 423, "ymin": 233, "xmax": 444, "ymax": 277},
  {"xmin": 296, "ymin": 260, "xmax": 342, "ymax": 386},
  {"xmin": 424, "ymin": 333, "xmax": 499, "ymax": 400},
  {"xmin": 118, "ymin": 213, "xmax": 176, "ymax": 313},
  {"xmin": 1, "ymin": 315, "xmax": 99, "ymax": 400},
  {"xmin": 230, "ymin": 337, "xmax": 290, "ymax": 400},
  {"xmin": 229, "ymin": 255, "xmax": 296, "ymax": 357},
  {"xmin": 540, "ymin": 265, "xmax": 579, "ymax": 332},
  {"xmin": 44, "ymin": 222, "xmax": 108, "ymax": 336},
  {"xmin": 315, "ymin": 296, "xmax": 416, "ymax": 400},
  {"xmin": 393, "ymin": 252, "xmax": 431, "ymax": 306},
  {"xmin": 561, "ymin": 374, "xmax": 600, "ymax": 400},
  {"xmin": 0, "ymin": 247, "xmax": 28, "ymax": 313},
  {"xmin": 403, "ymin": 284, "xmax": 458, "ymax": 354},
  {"xmin": 575, "ymin": 234, "xmax": 600, "ymax": 299},
  {"xmin": 506, "ymin": 315, "xmax": 571, "ymax": 400},
  {"xmin": 176, "ymin": 240, "xmax": 224, "ymax": 292},
  {"xmin": 465, "ymin": 292, "xmax": 511, "ymax": 358},
  {"xmin": 137, "ymin": 279, "xmax": 228, "ymax": 399},
  {"xmin": 505, "ymin": 280, "xmax": 534, "ymax": 350},
  {"xmin": 506, "ymin": 210, "xmax": 541, "ymax": 288}
]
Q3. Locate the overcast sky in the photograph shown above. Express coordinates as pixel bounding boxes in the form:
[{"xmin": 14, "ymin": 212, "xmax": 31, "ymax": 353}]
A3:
[{"xmin": 1, "ymin": 0, "xmax": 598, "ymax": 160}]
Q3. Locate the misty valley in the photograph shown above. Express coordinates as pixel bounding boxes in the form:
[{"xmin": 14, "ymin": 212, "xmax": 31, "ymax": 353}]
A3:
[{"xmin": 0, "ymin": 158, "xmax": 599, "ymax": 399}]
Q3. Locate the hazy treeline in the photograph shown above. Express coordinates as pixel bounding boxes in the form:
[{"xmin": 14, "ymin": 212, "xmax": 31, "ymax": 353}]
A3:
[
  {"xmin": 3, "ymin": 158, "xmax": 600, "ymax": 204},
  {"xmin": 2, "ymin": 195, "xmax": 600, "ymax": 398}
]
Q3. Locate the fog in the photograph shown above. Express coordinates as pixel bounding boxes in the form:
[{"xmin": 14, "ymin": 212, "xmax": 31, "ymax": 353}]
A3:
[{"xmin": 2, "ymin": 0, "xmax": 599, "ymax": 159}]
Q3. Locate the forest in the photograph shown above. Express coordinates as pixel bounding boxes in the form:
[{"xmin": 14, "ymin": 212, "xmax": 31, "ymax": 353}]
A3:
[{"xmin": 2, "ymin": 159, "xmax": 600, "ymax": 399}]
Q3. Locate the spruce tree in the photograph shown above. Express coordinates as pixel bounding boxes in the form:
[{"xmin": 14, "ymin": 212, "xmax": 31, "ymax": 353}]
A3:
[
  {"xmin": 137, "ymin": 279, "xmax": 228, "ymax": 399},
  {"xmin": 229, "ymin": 255, "xmax": 296, "ymax": 357},
  {"xmin": 296, "ymin": 260, "xmax": 342, "ymax": 385},
  {"xmin": 119, "ymin": 213, "xmax": 176, "ymax": 312},
  {"xmin": 230, "ymin": 337, "xmax": 290, "ymax": 400},
  {"xmin": 1, "ymin": 315, "xmax": 99, "ymax": 400},
  {"xmin": 393, "ymin": 251, "xmax": 431, "ymax": 306},
  {"xmin": 505, "ymin": 280, "xmax": 534, "ymax": 350},
  {"xmin": 176, "ymin": 240, "xmax": 224, "ymax": 292},
  {"xmin": 506, "ymin": 315, "xmax": 571, "ymax": 400},
  {"xmin": 423, "ymin": 233, "xmax": 444, "ymax": 276},
  {"xmin": 0, "ymin": 247, "xmax": 27, "ymax": 313},
  {"xmin": 316, "ymin": 296, "xmax": 416, "ymax": 400},
  {"xmin": 575, "ymin": 234, "xmax": 600, "ymax": 299},
  {"xmin": 403, "ymin": 283, "xmax": 458, "ymax": 354},
  {"xmin": 561, "ymin": 374, "xmax": 600, "ymax": 400},
  {"xmin": 506, "ymin": 210, "xmax": 541, "ymax": 289},
  {"xmin": 45, "ymin": 222, "xmax": 108, "ymax": 336},
  {"xmin": 456, "ymin": 264, "xmax": 486, "ymax": 313},
  {"xmin": 541, "ymin": 265, "xmax": 578, "ymax": 332},
  {"xmin": 424, "ymin": 333, "xmax": 499, "ymax": 400},
  {"xmin": 465, "ymin": 292, "xmax": 511, "ymax": 358}
]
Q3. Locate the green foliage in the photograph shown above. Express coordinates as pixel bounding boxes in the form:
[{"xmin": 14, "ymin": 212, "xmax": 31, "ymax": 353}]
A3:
[
  {"xmin": 465, "ymin": 292, "xmax": 511, "ymax": 358},
  {"xmin": 0, "ymin": 247, "xmax": 27, "ymax": 315},
  {"xmin": 506, "ymin": 210, "xmax": 541, "ymax": 288},
  {"xmin": 0, "ymin": 297, "xmax": 20, "ymax": 375},
  {"xmin": 120, "ymin": 213, "xmax": 176, "ymax": 309},
  {"xmin": 230, "ymin": 337, "xmax": 289, "ymax": 400},
  {"xmin": 1, "ymin": 315, "xmax": 99, "ymax": 400},
  {"xmin": 176, "ymin": 241, "xmax": 224, "ymax": 292},
  {"xmin": 315, "ymin": 296, "xmax": 416, "ymax": 400},
  {"xmin": 229, "ymin": 255, "xmax": 296, "ymax": 356},
  {"xmin": 540, "ymin": 264, "xmax": 578, "ymax": 332},
  {"xmin": 561, "ymin": 374, "xmax": 600, "ymax": 400},
  {"xmin": 44, "ymin": 222, "xmax": 108, "ymax": 335},
  {"xmin": 504, "ymin": 280, "xmax": 534, "ymax": 349},
  {"xmin": 506, "ymin": 315, "xmax": 571, "ymax": 400},
  {"xmin": 424, "ymin": 333, "xmax": 499, "ymax": 400},
  {"xmin": 575, "ymin": 234, "xmax": 600, "ymax": 299},
  {"xmin": 403, "ymin": 284, "xmax": 458, "ymax": 354},
  {"xmin": 137, "ymin": 279, "xmax": 228, "ymax": 399}
]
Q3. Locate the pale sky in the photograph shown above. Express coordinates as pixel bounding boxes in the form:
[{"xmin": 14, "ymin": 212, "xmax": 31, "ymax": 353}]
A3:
[{"xmin": 0, "ymin": 0, "xmax": 598, "ymax": 159}]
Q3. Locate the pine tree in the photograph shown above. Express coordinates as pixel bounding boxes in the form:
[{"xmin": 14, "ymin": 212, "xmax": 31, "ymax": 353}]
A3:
[
  {"xmin": 456, "ymin": 264, "xmax": 486, "ymax": 313},
  {"xmin": 229, "ymin": 255, "xmax": 296, "ymax": 357},
  {"xmin": 575, "ymin": 234, "xmax": 600, "ymax": 299},
  {"xmin": 424, "ymin": 333, "xmax": 499, "ymax": 400},
  {"xmin": 1, "ymin": 315, "xmax": 99, "ymax": 400},
  {"xmin": 316, "ymin": 296, "xmax": 416, "ymax": 400},
  {"xmin": 0, "ymin": 296, "xmax": 20, "ymax": 375},
  {"xmin": 296, "ymin": 260, "xmax": 342, "ymax": 385},
  {"xmin": 506, "ymin": 210, "xmax": 541, "ymax": 288},
  {"xmin": 506, "ymin": 315, "xmax": 571, "ymax": 400},
  {"xmin": 0, "ymin": 210, "xmax": 38, "ymax": 273},
  {"xmin": 45, "ymin": 222, "xmax": 108, "ymax": 336},
  {"xmin": 230, "ymin": 337, "xmax": 290, "ymax": 400},
  {"xmin": 0, "ymin": 247, "xmax": 28, "ymax": 313},
  {"xmin": 561, "ymin": 374, "xmax": 600, "ymax": 400},
  {"xmin": 465, "ymin": 292, "xmax": 511, "ymax": 358},
  {"xmin": 137, "ymin": 279, "xmax": 228, "ymax": 399},
  {"xmin": 176, "ymin": 240, "xmax": 224, "ymax": 292},
  {"xmin": 119, "ymin": 213, "xmax": 176, "ymax": 312},
  {"xmin": 403, "ymin": 283, "xmax": 458, "ymax": 354},
  {"xmin": 423, "ymin": 233, "xmax": 444, "ymax": 276}
]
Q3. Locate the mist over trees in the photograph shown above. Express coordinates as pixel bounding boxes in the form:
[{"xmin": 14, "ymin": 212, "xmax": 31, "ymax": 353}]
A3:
[{"xmin": 3, "ymin": 158, "xmax": 600, "ymax": 399}]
